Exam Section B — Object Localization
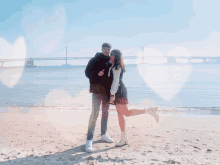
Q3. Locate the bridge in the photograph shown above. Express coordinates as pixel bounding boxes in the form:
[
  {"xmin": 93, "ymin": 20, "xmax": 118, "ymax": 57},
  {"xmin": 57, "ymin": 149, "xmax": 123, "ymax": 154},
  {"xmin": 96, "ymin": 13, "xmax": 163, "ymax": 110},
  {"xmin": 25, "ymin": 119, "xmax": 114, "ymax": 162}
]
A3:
[
  {"xmin": 1, "ymin": 56, "xmax": 220, "ymax": 68},
  {"xmin": 0, "ymin": 47, "xmax": 220, "ymax": 67}
]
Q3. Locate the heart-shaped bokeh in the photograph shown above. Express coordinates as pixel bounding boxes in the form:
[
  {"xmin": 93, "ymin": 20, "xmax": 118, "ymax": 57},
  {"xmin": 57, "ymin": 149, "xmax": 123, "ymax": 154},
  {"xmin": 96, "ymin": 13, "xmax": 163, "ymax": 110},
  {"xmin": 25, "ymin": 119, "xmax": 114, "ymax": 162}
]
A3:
[
  {"xmin": 0, "ymin": 36, "xmax": 26, "ymax": 88},
  {"xmin": 137, "ymin": 47, "xmax": 192, "ymax": 101}
]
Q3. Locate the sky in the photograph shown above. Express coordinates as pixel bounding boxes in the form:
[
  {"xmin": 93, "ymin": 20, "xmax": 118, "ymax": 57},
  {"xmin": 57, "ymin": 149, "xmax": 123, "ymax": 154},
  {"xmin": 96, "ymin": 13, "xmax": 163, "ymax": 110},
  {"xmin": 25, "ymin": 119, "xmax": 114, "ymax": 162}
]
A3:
[{"xmin": 0, "ymin": 0, "xmax": 220, "ymax": 61}]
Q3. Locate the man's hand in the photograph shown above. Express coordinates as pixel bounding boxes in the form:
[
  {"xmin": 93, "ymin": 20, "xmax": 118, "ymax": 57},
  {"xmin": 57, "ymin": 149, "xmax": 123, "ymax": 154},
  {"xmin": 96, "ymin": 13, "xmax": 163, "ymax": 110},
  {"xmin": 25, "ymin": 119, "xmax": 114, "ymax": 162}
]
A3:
[
  {"xmin": 98, "ymin": 69, "xmax": 105, "ymax": 76},
  {"xmin": 109, "ymin": 95, "xmax": 114, "ymax": 104}
]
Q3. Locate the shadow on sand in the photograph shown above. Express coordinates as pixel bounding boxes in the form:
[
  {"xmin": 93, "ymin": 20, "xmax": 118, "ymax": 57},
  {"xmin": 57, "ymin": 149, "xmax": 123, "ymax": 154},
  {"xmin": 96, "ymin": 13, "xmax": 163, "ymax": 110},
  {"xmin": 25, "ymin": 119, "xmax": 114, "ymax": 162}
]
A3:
[{"xmin": 2, "ymin": 140, "xmax": 133, "ymax": 164}]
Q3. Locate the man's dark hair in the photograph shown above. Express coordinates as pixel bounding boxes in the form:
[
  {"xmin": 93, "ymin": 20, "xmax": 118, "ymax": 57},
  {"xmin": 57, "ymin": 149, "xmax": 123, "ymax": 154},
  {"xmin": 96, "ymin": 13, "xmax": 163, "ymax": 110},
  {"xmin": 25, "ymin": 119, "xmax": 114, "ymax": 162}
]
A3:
[{"xmin": 102, "ymin": 43, "xmax": 112, "ymax": 49}]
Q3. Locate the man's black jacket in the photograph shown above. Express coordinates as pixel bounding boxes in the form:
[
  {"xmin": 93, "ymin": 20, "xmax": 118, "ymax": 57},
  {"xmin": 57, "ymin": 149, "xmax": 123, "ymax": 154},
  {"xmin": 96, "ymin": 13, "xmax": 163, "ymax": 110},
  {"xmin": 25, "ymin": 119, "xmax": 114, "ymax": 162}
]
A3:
[{"xmin": 85, "ymin": 53, "xmax": 113, "ymax": 99}]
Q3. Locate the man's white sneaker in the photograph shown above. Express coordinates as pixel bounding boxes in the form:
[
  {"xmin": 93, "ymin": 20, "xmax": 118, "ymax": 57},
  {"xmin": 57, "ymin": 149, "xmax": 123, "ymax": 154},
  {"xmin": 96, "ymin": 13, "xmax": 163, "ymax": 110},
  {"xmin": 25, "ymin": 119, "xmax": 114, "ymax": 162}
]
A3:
[
  {"xmin": 100, "ymin": 134, "xmax": 114, "ymax": 143},
  {"xmin": 85, "ymin": 140, "xmax": 93, "ymax": 152}
]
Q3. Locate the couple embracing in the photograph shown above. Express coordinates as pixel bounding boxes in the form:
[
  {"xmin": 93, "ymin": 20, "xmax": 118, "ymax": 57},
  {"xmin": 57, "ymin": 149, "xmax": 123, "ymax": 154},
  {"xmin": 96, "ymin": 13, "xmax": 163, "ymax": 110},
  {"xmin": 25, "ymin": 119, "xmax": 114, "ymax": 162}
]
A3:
[{"xmin": 85, "ymin": 43, "xmax": 159, "ymax": 152}]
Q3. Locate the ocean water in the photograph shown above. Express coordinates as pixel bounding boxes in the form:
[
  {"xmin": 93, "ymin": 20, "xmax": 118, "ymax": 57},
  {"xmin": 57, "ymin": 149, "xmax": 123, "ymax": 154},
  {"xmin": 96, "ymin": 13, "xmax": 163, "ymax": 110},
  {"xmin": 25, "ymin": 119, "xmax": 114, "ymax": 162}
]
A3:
[{"xmin": 0, "ymin": 63, "xmax": 220, "ymax": 114}]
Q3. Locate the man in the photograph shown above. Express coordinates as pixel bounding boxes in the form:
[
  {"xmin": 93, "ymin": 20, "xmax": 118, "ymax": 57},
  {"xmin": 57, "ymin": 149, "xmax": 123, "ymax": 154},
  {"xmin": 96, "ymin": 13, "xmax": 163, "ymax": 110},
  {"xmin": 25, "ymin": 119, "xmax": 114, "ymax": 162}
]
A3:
[{"xmin": 85, "ymin": 43, "xmax": 114, "ymax": 152}]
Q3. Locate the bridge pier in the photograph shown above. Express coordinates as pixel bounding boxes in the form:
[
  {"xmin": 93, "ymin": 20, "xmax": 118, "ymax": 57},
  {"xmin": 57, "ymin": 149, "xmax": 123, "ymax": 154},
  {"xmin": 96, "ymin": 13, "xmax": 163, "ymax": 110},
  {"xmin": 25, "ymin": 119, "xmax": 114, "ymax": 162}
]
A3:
[
  {"xmin": 167, "ymin": 57, "xmax": 176, "ymax": 63},
  {"xmin": 141, "ymin": 47, "xmax": 144, "ymax": 63},
  {"xmin": 25, "ymin": 58, "xmax": 35, "ymax": 68},
  {"xmin": 203, "ymin": 59, "xmax": 207, "ymax": 63},
  {"xmin": 0, "ymin": 60, "xmax": 4, "ymax": 67},
  {"xmin": 188, "ymin": 59, "xmax": 191, "ymax": 63}
]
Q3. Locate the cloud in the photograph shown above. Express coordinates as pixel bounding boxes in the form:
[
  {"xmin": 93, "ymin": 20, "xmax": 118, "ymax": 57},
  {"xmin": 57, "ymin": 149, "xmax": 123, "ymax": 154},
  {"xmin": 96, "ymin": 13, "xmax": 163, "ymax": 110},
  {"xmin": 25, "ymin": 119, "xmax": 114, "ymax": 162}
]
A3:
[
  {"xmin": 146, "ymin": 31, "xmax": 220, "ymax": 57},
  {"xmin": 22, "ymin": 6, "xmax": 66, "ymax": 57}
]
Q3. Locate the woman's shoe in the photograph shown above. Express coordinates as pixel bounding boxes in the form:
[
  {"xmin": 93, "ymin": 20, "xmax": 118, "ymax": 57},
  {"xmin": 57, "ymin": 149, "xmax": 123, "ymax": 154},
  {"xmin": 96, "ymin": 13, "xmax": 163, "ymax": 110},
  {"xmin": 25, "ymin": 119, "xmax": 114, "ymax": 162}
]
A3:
[
  {"xmin": 145, "ymin": 107, "xmax": 159, "ymax": 123},
  {"xmin": 116, "ymin": 138, "xmax": 128, "ymax": 147},
  {"xmin": 116, "ymin": 131, "xmax": 128, "ymax": 147}
]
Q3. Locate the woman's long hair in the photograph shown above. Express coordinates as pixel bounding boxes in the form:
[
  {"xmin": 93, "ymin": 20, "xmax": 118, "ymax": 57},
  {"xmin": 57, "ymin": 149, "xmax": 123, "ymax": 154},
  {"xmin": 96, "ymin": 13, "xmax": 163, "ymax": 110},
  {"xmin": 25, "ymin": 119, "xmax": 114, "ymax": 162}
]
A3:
[{"xmin": 111, "ymin": 49, "xmax": 126, "ymax": 72}]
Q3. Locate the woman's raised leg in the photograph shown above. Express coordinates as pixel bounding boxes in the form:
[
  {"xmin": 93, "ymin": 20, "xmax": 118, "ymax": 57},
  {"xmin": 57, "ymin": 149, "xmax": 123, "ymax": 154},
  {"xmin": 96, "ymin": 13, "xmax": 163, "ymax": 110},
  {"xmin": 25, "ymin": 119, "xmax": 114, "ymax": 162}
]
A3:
[{"xmin": 116, "ymin": 104, "xmax": 159, "ymax": 122}]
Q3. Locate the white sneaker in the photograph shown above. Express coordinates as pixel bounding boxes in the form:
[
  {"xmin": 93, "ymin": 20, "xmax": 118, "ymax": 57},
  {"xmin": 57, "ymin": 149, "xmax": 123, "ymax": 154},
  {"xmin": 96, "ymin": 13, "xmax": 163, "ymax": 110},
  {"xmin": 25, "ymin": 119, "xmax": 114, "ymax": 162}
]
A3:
[
  {"xmin": 85, "ymin": 140, "xmax": 93, "ymax": 152},
  {"xmin": 145, "ymin": 107, "xmax": 159, "ymax": 123},
  {"xmin": 116, "ymin": 131, "xmax": 128, "ymax": 147},
  {"xmin": 116, "ymin": 138, "xmax": 128, "ymax": 147},
  {"xmin": 100, "ymin": 134, "xmax": 114, "ymax": 143}
]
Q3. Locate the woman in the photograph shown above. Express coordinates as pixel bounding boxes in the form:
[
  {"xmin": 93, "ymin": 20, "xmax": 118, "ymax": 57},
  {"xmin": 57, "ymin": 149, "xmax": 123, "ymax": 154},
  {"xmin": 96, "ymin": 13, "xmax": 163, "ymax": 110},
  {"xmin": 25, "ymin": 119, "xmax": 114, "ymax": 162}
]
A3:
[{"xmin": 108, "ymin": 49, "xmax": 159, "ymax": 147}]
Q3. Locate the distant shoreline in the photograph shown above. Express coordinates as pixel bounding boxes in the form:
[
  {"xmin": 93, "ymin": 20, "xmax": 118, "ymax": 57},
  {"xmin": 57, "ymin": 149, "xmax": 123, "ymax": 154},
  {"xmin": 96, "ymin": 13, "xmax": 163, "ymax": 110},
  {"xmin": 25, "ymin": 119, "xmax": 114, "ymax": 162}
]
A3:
[{"xmin": 1, "ymin": 106, "xmax": 220, "ymax": 116}]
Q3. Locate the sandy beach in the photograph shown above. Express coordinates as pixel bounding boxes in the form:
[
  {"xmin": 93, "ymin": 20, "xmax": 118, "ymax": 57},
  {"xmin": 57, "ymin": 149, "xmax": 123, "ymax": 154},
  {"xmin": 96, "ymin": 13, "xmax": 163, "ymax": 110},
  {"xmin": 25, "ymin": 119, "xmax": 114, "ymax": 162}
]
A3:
[{"xmin": 0, "ymin": 106, "xmax": 220, "ymax": 165}]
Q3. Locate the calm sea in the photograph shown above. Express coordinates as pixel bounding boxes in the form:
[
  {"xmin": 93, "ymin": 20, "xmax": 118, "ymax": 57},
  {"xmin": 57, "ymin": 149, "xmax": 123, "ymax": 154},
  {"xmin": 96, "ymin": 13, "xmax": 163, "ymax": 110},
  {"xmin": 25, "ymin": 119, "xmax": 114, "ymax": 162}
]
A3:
[{"xmin": 0, "ymin": 63, "xmax": 220, "ymax": 115}]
